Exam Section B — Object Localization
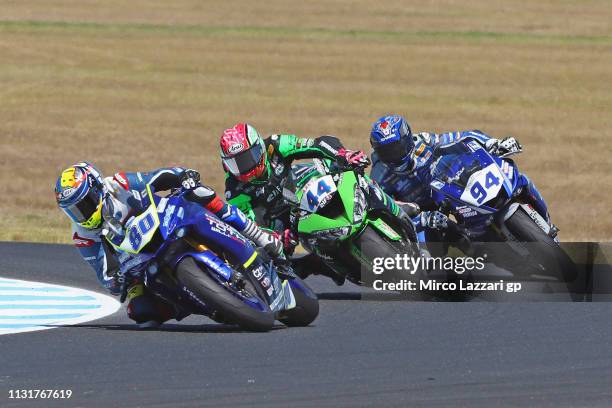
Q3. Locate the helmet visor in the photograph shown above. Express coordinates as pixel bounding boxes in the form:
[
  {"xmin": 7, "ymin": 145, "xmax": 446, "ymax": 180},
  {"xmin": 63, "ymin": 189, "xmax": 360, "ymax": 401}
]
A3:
[
  {"xmin": 223, "ymin": 142, "xmax": 264, "ymax": 176},
  {"xmin": 62, "ymin": 184, "xmax": 102, "ymax": 224},
  {"xmin": 376, "ymin": 138, "xmax": 414, "ymax": 165}
]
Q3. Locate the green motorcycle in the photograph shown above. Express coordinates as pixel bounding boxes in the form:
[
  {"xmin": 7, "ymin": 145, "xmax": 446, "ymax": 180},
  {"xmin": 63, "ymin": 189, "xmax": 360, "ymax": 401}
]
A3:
[{"xmin": 282, "ymin": 159, "xmax": 419, "ymax": 285}]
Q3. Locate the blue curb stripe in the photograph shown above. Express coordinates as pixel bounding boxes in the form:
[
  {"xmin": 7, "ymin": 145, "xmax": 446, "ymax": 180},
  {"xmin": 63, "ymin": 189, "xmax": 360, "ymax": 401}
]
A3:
[
  {"xmin": 0, "ymin": 286, "xmax": 68, "ymax": 292},
  {"xmin": 0, "ymin": 304, "xmax": 101, "ymax": 309},
  {"xmin": 0, "ymin": 313, "xmax": 86, "ymax": 320},
  {"xmin": 0, "ymin": 323, "xmax": 62, "ymax": 329},
  {"xmin": 0, "ymin": 295, "xmax": 96, "ymax": 301}
]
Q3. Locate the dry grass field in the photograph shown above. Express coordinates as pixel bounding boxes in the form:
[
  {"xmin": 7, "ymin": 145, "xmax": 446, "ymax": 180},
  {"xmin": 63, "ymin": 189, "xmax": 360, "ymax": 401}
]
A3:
[{"xmin": 0, "ymin": 0, "xmax": 610, "ymax": 243}]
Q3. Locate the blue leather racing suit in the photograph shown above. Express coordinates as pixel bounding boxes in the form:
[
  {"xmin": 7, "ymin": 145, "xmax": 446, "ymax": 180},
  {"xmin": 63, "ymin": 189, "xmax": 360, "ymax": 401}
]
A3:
[
  {"xmin": 71, "ymin": 167, "xmax": 257, "ymax": 298},
  {"xmin": 370, "ymin": 130, "xmax": 549, "ymax": 242}
]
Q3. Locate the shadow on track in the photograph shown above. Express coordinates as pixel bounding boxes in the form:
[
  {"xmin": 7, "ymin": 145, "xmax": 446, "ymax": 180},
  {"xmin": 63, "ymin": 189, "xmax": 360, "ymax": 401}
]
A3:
[
  {"xmin": 64, "ymin": 323, "xmax": 288, "ymax": 333},
  {"xmin": 316, "ymin": 291, "xmax": 478, "ymax": 302}
]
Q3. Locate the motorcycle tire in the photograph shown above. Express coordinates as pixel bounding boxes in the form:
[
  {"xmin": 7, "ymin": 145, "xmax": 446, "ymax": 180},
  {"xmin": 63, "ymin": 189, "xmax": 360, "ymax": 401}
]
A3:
[
  {"xmin": 276, "ymin": 276, "xmax": 319, "ymax": 327},
  {"xmin": 176, "ymin": 257, "xmax": 274, "ymax": 332},
  {"xmin": 505, "ymin": 208, "xmax": 578, "ymax": 283}
]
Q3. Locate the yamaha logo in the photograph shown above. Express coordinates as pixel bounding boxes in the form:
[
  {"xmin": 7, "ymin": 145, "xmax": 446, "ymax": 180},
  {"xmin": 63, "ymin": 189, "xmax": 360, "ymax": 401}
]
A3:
[{"xmin": 228, "ymin": 143, "xmax": 244, "ymax": 154}]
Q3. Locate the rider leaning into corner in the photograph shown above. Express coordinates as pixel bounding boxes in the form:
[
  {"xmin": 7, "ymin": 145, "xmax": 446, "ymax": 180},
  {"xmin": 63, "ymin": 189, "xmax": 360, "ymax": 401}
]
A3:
[
  {"xmin": 220, "ymin": 123, "xmax": 416, "ymax": 285},
  {"xmin": 368, "ymin": 114, "xmax": 554, "ymax": 255},
  {"xmin": 54, "ymin": 162, "xmax": 283, "ymax": 328}
]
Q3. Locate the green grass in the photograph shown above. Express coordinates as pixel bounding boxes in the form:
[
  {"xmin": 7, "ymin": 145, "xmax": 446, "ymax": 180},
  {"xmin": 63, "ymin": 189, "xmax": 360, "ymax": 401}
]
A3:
[
  {"xmin": 1, "ymin": 20, "xmax": 610, "ymax": 45},
  {"xmin": 1, "ymin": 1, "xmax": 610, "ymax": 243}
]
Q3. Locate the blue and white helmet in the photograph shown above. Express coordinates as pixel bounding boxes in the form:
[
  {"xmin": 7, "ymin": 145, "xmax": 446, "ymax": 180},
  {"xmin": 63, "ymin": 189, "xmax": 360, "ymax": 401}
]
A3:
[
  {"xmin": 370, "ymin": 114, "xmax": 415, "ymax": 173},
  {"xmin": 55, "ymin": 162, "xmax": 105, "ymax": 229}
]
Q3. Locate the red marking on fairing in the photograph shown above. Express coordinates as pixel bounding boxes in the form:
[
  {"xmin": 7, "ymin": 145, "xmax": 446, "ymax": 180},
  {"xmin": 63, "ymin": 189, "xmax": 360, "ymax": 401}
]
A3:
[
  {"xmin": 206, "ymin": 196, "xmax": 225, "ymax": 214},
  {"xmin": 73, "ymin": 232, "xmax": 95, "ymax": 247},
  {"xmin": 113, "ymin": 172, "xmax": 129, "ymax": 190}
]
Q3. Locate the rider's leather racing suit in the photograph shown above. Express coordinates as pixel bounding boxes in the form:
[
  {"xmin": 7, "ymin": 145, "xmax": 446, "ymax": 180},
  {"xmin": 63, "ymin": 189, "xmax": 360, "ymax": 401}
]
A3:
[
  {"xmin": 71, "ymin": 167, "xmax": 272, "ymax": 325},
  {"xmin": 370, "ymin": 130, "xmax": 550, "ymax": 248},
  {"xmin": 225, "ymin": 134, "xmax": 410, "ymax": 284}
]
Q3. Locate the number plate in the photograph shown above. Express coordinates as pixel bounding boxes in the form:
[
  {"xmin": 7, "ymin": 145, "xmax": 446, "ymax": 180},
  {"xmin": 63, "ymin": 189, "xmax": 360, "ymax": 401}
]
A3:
[
  {"xmin": 116, "ymin": 205, "xmax": 160, "ymax": 253},
  {"xmin": 300, "ymin": 175, "xmax": 337, "ymax": 212},
  {"xmin": 459, "ymin": 163, "xmax": 504, "ymax": 206}
]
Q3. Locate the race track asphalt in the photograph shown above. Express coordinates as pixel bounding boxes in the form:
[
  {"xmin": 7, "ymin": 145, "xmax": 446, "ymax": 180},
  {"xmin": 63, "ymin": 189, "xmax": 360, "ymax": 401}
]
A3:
[{"xmin": 1, "ymin": 242, "xmax": 612, "ymax": 407}]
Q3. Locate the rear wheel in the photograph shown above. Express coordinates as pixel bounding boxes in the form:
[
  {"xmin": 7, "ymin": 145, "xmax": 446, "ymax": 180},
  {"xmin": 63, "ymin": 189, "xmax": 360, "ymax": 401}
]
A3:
[
  {"xmin": 504, "ymin": 208, "xmax": 577, "ymax": 283},
  {"xmin": 277, "ymin": 276, "xmax": 319, "ymax": 327},
  {"xmin": 176, "ymin": 257, "xmax": 274, "ymax": 332}
]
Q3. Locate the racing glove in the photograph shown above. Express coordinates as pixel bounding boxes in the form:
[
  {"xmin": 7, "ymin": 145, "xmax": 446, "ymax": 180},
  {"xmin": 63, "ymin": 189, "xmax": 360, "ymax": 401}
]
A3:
[
  {"xmin": 241, "ymin": 218, "xmax": 284, "ymax": 258},
  {"xmin": 272, "ymin": 229, "xmax": 299, "ymax": 255},
  {"xmin": 420, "ymin": 211, "xmax": 449, "ymax": 230},
  {"xmin": 397, "ymin": 201, "xmax": 421, "ymax": 217},
  {"xmin": 180, "ymin": 169, "xmax": 201, "ymax": 190},
  {"xmin": 336, "ymin": 148, "xmax": 371, "ymax": 169},
  {"xmin": 486, "ymin": 137, "xmax": 522, "ymax": 157}
]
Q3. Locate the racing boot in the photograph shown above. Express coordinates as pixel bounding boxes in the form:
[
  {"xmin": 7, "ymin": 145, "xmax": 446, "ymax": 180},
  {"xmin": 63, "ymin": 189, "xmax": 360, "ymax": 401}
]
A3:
[
  {"xmin": 126, "ymin": 282, "xmax": 178, "ymax": 329},
  {"xmin": 291, "ymin": 253, "xmax": 345, "ymax": 286},
  {"xmin": 235, "ymin": 251, "xmax": 277, "ymax": 303}
]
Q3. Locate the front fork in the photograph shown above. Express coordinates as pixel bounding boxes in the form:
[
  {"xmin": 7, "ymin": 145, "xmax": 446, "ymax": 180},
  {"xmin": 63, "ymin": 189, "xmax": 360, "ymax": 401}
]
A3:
[{"xmin": 516, "ymin": 174, "xmax": 551, "ymax": 225}]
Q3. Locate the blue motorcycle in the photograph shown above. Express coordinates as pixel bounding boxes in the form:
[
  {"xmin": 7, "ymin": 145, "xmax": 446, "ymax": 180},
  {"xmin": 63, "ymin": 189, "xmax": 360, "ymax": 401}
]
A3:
[
  {"xmin": 428, "ymin": 139, "xmax": 576, "ymax": 281},
  {"xmin": 102, "ymin": 185, "xmax": 319, "ymax": 332}
]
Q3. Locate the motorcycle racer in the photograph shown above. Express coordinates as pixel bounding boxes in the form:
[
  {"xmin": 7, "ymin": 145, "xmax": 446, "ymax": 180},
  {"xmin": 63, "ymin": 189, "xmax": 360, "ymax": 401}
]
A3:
[
  {"xmin": 369, "ymin": 114, "xmax": 552, "ymax": 246},
  {"xmin": 220, "ymin": 123, "xmax": 414, "ymax": 284},
  {"xmin": 55, "ymin": 162, "xmax": 283, "ymax": 327},
  {"xmin": 221, "ymin": 123, "xmax": 370, "ymax": 243}
]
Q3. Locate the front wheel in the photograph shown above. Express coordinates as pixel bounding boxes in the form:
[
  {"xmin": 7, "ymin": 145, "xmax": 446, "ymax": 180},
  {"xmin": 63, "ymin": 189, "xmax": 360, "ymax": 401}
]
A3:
[
  {"xmin": 353, "ymin": 225, "xmax": 421, "ymax": 284},
  {"xmin": 176, "ymin": 257, "xmax": 274, "ymax": 332},
  {"xmin": 276, "ymin": 276, "xmax": 319, "ymax": 327},
  {"xmin": 504, "ymin": 208, "xmax": 577, "ymax": 283}
]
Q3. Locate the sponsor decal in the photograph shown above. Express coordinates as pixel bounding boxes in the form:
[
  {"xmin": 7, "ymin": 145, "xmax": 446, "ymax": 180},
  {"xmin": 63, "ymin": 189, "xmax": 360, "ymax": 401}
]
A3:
[
  {"xmin": 429, "ymin": 156, "xmax": 442, "ymax": 177},
  {"xmin": 430, "ymin": 179, "xmax": 445, "ymax": 190},
  {"xmin": 501, "ymin": 161, "xmax": 514, "ymax": 179},
  {"xmin": 378, "ymin": 133, "xmax": 397, "ymax": 142},
  {"xmin": 414, "ymin": 143, "xmax": 426, "ymax": 157},
  {"xmin": 252, "ymin": 265, "xmax": 264, "ymax": 279},
  {"xmin": 73, "ymin": 232, "xmax": 95, "ymax": 247},
  {"xmin": 318, "ymin": 141, "xmax": 337, "ymax": 155},
  {"xmin": 58, "ymin": 187, "xmax": 76, "ymax": 200},
  {"xmin": 447, "ymin": 167, "xmax": 465, "ymax": 183},
  {"xmin": 268, "ymin": 144, "xmax": 275, "ymax": 155},
  {"xmin": 228, "ymin": 143, "xmax": 244, "ymax": 154},
  {"xmin": 522, "ymin": 204, "xmax": 550, "ymax": 234},
  {"xmin": 162, "ymin": 204, "xmax": 176, "ymax": 228},
  {"xmin": 113, "ymin": 172, "xmax": 129, "ymax": 190},
  {"xmin": 457, "ymin": 206, "xmax": 478, "ymax": 218},
  {"xmin": 317, "ymin": 252, "xmax": 334, "ymax": 261},
  {"xmin": 266, "ymin": 188, "xmax": 280, "ymax": 203},
  {"xmin": 206, "ymin": 214, "xmax": 245, "ymax": 243},
  {"xmin": 274, "ymin": 162, "xmax": 285, "ymax": 175},
  {"xmin": 467, "ymin": 141, "xmax": 481, "ymax": 152}
]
